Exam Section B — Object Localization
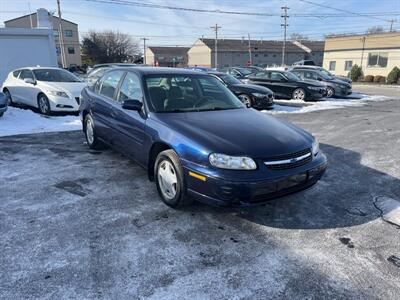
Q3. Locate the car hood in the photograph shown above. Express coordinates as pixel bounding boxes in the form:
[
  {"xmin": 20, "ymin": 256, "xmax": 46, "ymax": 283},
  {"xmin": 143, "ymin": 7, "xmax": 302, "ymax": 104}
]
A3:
[
  {"xmin": 153, "ymin": 108, "xmax": 313, "ymax": 158},
  {"xmin": 302, "ymin": 79, "xmax": 327, "ymax": 87},
  {"xmin": 39, "ymin": 81, "xmax": 87, "ymax": 97},
  {"xmin": 230, "ymin": 83, "xmax": 273, "ymax": 94},
  {"xmin": 335, "ymin": 76, "xmax": 352, "ymax": 83},
  {"xmin": 330, "ymin": 78, "xmax": 352, "ymax": 87}
]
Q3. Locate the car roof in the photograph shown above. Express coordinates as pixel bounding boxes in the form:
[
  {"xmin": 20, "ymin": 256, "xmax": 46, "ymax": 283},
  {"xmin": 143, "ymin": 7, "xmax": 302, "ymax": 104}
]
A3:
[
  {"xmin": 112, "ymin": 67, "xmax": 210, "ymax": 76},
  {"xmin": 291, "ymin": 66, "xmax": 322, "ymax": 69},
  {"xmin": 16, "ymin": 67, "xmax": 64, "ymax": 71},
  {"xmin": 206, "ymin": 71, "xmax": 227, "ymax": 76}
]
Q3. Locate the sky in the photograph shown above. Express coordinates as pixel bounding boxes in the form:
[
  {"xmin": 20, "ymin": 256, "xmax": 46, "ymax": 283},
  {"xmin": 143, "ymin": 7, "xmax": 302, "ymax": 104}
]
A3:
[{"xmin": 1, "ymin": 0, "xmax": 399, "ymax": 47}]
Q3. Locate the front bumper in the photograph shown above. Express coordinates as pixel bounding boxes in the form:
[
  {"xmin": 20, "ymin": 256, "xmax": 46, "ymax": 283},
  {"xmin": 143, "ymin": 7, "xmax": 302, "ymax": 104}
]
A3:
[
  {"xmin": 48, "ymin": 95, "xmax": 80, "ymax": 111},
  {"xmin": 253, "ymin": 94, "xmax": 274, "ymax": 109},
  {"xmin": 183, "ymin": 153, "xmax": 327, "ymax": 207},
  {"xmin": 307, "ymin": 89, "xmax": 326, "ymax": 100}
]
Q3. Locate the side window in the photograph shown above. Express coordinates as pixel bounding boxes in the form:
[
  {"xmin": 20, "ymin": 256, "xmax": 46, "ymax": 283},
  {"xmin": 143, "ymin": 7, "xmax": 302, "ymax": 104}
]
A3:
[
  {"xmin": 19, "ymin": 70, "xmax": 34, "ymax": 80},
  {"xmin": 305, "ymin": 71, "xmax": 317, "ymax": 80},
  {"xmin": 13, "ymin": 70, "xmax": 21, "ymax": 78},
  {"xmin": 99, "ymin": 71, "xmax": 124, "ymax": 99},
  {"xmin": 255, "ymin": 72, "xmax": 269, "ymax": 78},
  {"xmin": 270, "ymin": 72, "xmax": 285, "ymax": 81},
  {"xmin": 292, "ymin": 71, "xmax": 303, "ymax": 79},
  {"xmin": 117, "ymin": 72, "xmax": 143, "ymax": 103}
]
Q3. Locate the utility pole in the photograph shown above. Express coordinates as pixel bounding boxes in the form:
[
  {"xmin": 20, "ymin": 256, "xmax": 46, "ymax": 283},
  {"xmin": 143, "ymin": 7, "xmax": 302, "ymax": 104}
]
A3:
[
  {"xmin": 281, "ymin": 6, "xmax": 289, "ymax": 66},
  {"xmin": 389, "ymin": 19, "xmax": 394, "ymax": 32},
  {"xmin": 210, "ymin": 24, "xmax": 221, "ymax": 69},
  {"xmin": 141, "ymin": 37, "xmax": 149, "ymax": 65},
  {"xmin": 360, "ymin": 36, "xmax": 366, "ymax": 68},
  {"xmin": 56, "ymin": 0, "xmax": 67, "ymax": 68},
  {"xmin": 247, "ymin": 33, "xmax": 252, "ymax": 66}
]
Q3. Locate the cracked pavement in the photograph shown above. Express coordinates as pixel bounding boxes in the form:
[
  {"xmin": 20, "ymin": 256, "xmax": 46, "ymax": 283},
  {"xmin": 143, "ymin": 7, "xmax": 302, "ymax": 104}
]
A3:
[{"xmin": 1, "ymin": 99, "xmax": 400, "ymax": 299}]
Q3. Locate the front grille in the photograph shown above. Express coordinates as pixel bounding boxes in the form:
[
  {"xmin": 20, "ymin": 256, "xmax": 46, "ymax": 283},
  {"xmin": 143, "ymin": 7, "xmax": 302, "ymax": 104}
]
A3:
[
  {"xmin": 75, "ymin": 97, "xmax": 80, "ymax": 105},
  {"xmin": 264, "ymin": 148, "xmax": 312, "ymax": 170}
]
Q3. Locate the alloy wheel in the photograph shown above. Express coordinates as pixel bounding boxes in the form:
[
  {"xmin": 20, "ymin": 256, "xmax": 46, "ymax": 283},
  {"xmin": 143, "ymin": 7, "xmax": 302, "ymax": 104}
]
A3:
[
  {"xmin": 293, "ymin": 88, "xmax": 305, "ymax": 101},
  {"xmin": 86, "ymin": 118, "xmax": 94, "ymax": 145},
  {"xmin": 39, "ymin": 96, "xmax": 50, "ymax": 114},
  {"xmin": 326, "ymin": 87, "xmax": 335, "ymax": 98},
  {"xmin": 157, "ymin": 160, "xmax": 178, "ymax": 200},
  {"xmin": 238, "ymin": 94, "xmax": 252, "ymax": 107},
  {"xmin": 4, "ymin": 90, "xmax": 12, "ymax": 105}
]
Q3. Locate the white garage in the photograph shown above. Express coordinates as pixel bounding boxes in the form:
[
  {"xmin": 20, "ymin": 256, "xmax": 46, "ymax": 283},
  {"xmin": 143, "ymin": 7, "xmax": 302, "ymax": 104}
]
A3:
[{"xmin": 0, "ymin": 27, "xmax": 57, "ymax": 85}]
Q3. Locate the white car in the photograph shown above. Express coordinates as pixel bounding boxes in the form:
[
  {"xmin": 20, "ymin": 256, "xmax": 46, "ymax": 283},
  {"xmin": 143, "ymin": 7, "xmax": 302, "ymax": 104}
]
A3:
[{"xmin": 2, "ymin": 67, "xmax": 86, "ymax": 115}]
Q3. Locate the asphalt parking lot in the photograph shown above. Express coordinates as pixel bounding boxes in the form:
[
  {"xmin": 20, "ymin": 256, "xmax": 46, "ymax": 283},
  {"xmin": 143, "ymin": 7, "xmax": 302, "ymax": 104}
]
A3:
[{"xmin": 1, "ymin": 99, "xmax": 400, "ymax": 299}]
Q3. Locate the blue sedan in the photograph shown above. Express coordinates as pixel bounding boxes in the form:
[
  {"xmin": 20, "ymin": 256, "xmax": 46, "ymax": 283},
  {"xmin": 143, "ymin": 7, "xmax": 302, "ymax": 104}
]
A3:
[{"xmin": 80, "ymin": 67, "xmax": 327, "ymax": 207}]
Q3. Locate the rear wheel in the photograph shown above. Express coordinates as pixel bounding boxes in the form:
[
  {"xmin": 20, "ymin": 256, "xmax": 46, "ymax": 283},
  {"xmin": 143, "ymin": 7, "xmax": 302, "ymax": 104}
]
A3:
[
  {"xmin": 326, "ymin": 87, "xmax": 335, "ymax": 98},
  {"xmin": 238, "ymin": 94, "xmax": 252, "ymax": 108},
  {"xmin": 84, "ymin": 114, "xmax": 102, "ymax": 150},
  {"xmin": 292, "ymin": 88, "xmax": 306, "ymax": 101},
  {"xmin": 3, "ymin": 89, "xmax": 12, "ymax": 106},
  {"xmin": 0, "ymin": 112, "xmax": 3, "ymax": 118},
  {"xmin": 37, "ymin": 94, "xmax": 51, "ymax": 115},
  {"xmin": 155, "ymin": 149, "xmax": 192, "ymax": 208}
]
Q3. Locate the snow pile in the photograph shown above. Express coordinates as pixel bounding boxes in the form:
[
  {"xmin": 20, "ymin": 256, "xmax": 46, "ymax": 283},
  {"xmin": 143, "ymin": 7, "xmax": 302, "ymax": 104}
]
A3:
[
  {"xmin": 265, "ymin": 94, "xmax": 391, "ymax": 114},
  {"xmin": 0, "ymin": 107, "xmax": 81, "ymax": 137}
]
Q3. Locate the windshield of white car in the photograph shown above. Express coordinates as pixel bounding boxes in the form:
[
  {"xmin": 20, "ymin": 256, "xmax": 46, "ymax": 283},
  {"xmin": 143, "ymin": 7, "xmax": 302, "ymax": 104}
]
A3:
[
  {"xmin": 33, "ymin": 69, "xmax": 82, "ymax": 82},
  {"xmin": 145, "ymin": 74, "xmax": 244, "ymax": 113}
]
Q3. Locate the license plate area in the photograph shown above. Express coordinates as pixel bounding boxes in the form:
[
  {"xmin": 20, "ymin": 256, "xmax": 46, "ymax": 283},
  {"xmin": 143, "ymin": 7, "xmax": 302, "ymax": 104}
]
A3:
[{"xmin": 277, "ymin": 173, "xmax": 307, "ymax": 190}]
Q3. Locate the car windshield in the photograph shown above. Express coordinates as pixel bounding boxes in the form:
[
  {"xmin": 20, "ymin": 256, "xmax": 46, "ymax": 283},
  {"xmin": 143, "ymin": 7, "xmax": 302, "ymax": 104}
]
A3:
[
  {"xmin": 319, "ymin": 69, "xmax": 334, "ymax": 78},
  {"xmin": 218, "ymin": 74, "xmax": 242, "ymax": 85},
  {"xmin": 317, "ymin": 71, "xmax": 334, "ymax": 80},
  {"xmin": 145, "ymin": 74, "xmax": 244, "ymax": 113},
  {"xmin": 33, "ymin": 69, "xmax": 82, "ymax": 82},
  {"xmin": 285, "ymin": 72, "xmax": 301, "ymax": 81}
]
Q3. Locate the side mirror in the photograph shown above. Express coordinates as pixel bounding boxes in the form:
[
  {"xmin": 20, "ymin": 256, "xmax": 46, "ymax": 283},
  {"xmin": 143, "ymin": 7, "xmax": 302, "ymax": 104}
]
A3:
[
  {"xmin": 122, "ymin": 99, "xmax": 142, "ymax": 111},
  {"xmin": 24, "ymin": 78, "xmax": 36, "ymax": 85}
]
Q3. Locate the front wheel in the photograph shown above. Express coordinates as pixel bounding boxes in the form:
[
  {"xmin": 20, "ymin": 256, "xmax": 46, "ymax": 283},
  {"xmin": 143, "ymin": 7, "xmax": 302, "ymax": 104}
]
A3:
[
  {"xmin": 154, "ymin": 149, "xmax": 192, "ymax": 208},
  {"xmin": 37, "ymin": 94, "xmax": 51, "ymax": 115},
  {"xmin": 84, "ymin": 114, "xmax": 102, "ymax": 150},
  {"xmin": 238, "ymin": 94, "xmax": 252, "ymax": 108},
  {"xmin": 0, "ymin": 112, "xmax": 3, "ymax": 118},
  {"xmin": 326, "ymin": 87, "xmax": 335, "ymax": 98},
  {"xmin": 3, "ymin": 89, "xmax": 13, "ymax": 106},
  {"xmin": 292, "ymin": 88, "xmax": 306, "ymax": 101}
]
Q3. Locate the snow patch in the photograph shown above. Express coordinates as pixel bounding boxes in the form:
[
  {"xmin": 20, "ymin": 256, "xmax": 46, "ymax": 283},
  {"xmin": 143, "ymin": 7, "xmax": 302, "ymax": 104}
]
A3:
[
  {"xmin": 0, "ymin": 107, "xmax": 81, "ymax": 137},
  {"xmin": 264, "ymin": 94, "xmax": 392, "ymax": 115},
  {"xmin": 374, "ymin": 196, "xmax": 400, "ymax": 227}
]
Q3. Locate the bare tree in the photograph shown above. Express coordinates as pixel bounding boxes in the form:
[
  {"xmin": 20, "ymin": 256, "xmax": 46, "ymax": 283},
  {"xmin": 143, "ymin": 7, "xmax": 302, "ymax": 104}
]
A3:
[
  {"xmin": 290, "ymin": 32, "xmax": 309, "ymax": 41},
  {"xmin": 81, "ymin": 30, "xmax": 141, "ymax": 65},
  {"xmin": 367, "ymin": 26, "xmax": 385, "ymax": 34}
]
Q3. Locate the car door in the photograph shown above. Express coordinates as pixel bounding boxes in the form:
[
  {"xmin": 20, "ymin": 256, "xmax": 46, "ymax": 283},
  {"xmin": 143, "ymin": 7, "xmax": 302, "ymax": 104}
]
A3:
[
  {"xmin": 91, "ymin": 70, "xmax": 125, "ymax": 146},
  {"xmin": 5, "ymin": 70, "xmax": 21, "ymax": 101},
  {"xmin": 113, "ymin": 71, "xmax": 147, "ymax": 162},
  {"xmin": 15, "ymin": 69, "xmax": 37, "ymax": 105}
]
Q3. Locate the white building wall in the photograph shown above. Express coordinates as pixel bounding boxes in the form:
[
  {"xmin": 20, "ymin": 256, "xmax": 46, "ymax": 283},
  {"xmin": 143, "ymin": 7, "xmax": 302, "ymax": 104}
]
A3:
[{"xmin": 0, "ymin": 28, "xmax": 57, "ymax": 84}]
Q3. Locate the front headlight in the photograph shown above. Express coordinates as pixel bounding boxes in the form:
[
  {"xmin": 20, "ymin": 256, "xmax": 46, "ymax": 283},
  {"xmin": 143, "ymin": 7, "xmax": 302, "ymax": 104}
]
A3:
[
  {"xmin": 209, "ymin": 153, "xmax": 257, "ymax": 170},
  {"xmin": 312, "ymin": 139, "xmax": 319, "ymax": 156},
  {"xmin": 47, "ymin": 90, "xmax": 69, "ymax": 98},
  {"xmin": 251, "ymin": 93, "xmax": 265, "ymax": 98}
]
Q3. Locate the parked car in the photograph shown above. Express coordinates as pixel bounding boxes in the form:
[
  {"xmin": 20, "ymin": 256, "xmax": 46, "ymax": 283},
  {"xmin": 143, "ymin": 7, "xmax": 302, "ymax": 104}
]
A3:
[
  {"xmin": 292, "ymin": 60, "xmax": 316, "ymax": 66},
  {"xmin": 2, "ymin": 67, "xmax": 86, "ymax": 115},
  {"xmin": 0, "ymin": 92, "xmax": 8, "ymax": 117},
  {"xmin": 290, "ymin": 65, "xmax": 352, "ymax": 84},
  {"xmin": 244, "ymin": 70, "xmax": 326, "ymax": 101},
  {"xmin": 290, "ymin": 68, "xmax": 352, "ymax": 97},
  {"xmin": 207, "ymin": 71, "xmax": 274, "ymax": 109},
  {"xmin": 85, "ymin": 64, "xmax": 147, "ymax": 86},
  {"xmin": 219, "ymin": 67, "xmax": 254, "ymax": 80},
  {"xmin": 80, "ymin": 67, "xmax": 327, "ymax": 207}
]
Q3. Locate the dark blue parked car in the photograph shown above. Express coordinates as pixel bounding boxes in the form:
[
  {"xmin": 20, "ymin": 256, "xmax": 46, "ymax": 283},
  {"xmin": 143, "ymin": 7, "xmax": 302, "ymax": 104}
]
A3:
[{"xmin": 80, "ymin": 67, "xmax": 327, "ymax": 208}]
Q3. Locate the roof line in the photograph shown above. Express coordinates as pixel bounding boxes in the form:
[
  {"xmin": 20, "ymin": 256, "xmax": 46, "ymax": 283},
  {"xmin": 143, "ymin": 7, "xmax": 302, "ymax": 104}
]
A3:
[{"xmin": 4, "ymin": 12, "xmax": 78, "ymax": 26}]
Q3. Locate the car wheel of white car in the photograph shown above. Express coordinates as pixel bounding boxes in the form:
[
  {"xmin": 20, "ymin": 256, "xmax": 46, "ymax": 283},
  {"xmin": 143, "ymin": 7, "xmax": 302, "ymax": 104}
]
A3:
[
  {"xmin": 292, "ymin": 88, "xmax": 306, "ymax": 101},
  {"xmin": 238, "ymin": 94, "xmax": 252, "ymax": 108},
  {"xmin": 84, "ymin": 114, "xmax": 102, "ymax": 150},
  {"xmin": 3, "ymin": 89, "xmax": 13, "ymax": 106},
  {"xmin": 326, "ymin": 87, "xmax": 335, "ymax": 98},
  {"xmin": 38, "ymin": 94, "xmax": 51, "ymax": 115},
  {"xmin": 155, "ymin": 149, "xmax": 192, "ymax": 208}
]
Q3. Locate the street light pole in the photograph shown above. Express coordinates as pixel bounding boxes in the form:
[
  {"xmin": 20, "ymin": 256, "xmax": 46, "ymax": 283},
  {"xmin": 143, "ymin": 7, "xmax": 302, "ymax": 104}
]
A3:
[
  {"xmin": 56, "ymin": 0, "xmax": 67, "ymax": 68},
  {"xmin": 141, "ymin": 37, "xmax": 149, "ymax": 65},
  {"xmin": 210, "ymin": 24, "xmax": 221, "ymax": 69},
  {"xmin": 281, "ymin": 6, "xmax": 289, "ymax": 66}
]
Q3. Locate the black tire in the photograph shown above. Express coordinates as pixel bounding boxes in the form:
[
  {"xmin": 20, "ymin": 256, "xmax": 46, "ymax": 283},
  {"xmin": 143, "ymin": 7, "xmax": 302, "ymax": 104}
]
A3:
[
  {"xmin": 3, "ymin": 89, "xmax": 13, "ymax": 106},
  {"xmin": 292, "ymin": 88, "xmax": 306, "ymax": 101},
  {"xmin": 154, "ymin": 149, "xmax": 192, "ymax": 208},
  {"xmin": 37, "ymin": 94, "xmax": 51, "ymax": 115},
  {"xmin": 0, "ymin": 112, "xmax": 3, "ymax": 118},
  {"xmin": 238, "ymin": 93, "xmax": 252, "ymax": 108},
  {"xmin": 326, "ymin": 86, "xmax": 335, "ymax": 98},
  {"xmin": 84, "ymin": 114, "xmax": 102, "ymax": 150}
]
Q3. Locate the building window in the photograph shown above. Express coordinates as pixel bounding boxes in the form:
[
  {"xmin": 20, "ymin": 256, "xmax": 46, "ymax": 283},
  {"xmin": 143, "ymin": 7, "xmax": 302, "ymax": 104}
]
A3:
[
  {"xmin": 264, "ymin": 54, "xmax": 268, "ymax": 57},
  {"xmin": 56, "ymin": 46, "xmax": 61, "ymax": 56},
  {"xmin": 329, "ymin": 61, "xmax": 336, "ymax": 71},
  {"xmin": 64, "ymin": 30, "xmax": 73, "ymax": 37},
  {"xmin": 368, "ymin": 52, "xmax": 388, "ymax": 68},
  {"xmin": 273, "ymin": 54, "xmax": 276, "ymax": 58},
  {"xmin": 345, "ymin": 60, "xmax": 353, "ymax": 71},
  {"xmin": 53, "ymin": 29, "xmax": 59, "ymax": 37},
  {"xmin": 255, "ymin": 54, "xmax": 258, "ymax": 57},
  {"xmin": 67, "ymin": 46, "xmax": 75, "ymax": 54}
]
